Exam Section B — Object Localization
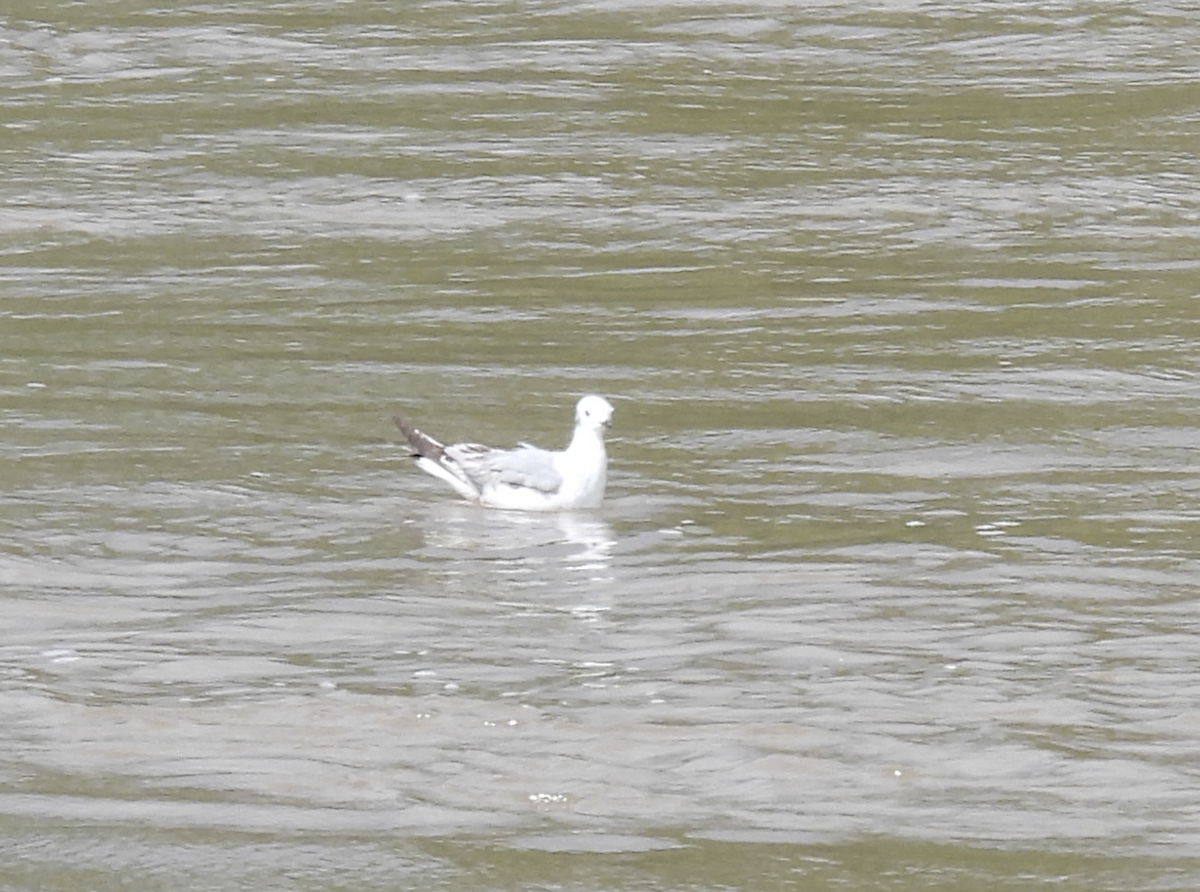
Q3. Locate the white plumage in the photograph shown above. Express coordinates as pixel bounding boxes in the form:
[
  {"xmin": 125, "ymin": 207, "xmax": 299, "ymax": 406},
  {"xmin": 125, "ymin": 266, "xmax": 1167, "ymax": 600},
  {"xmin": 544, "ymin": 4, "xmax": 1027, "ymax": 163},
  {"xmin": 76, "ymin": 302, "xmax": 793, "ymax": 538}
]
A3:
[{"xmin": 393, "ymin": 395, "xmax": 613, "ymax": 511}]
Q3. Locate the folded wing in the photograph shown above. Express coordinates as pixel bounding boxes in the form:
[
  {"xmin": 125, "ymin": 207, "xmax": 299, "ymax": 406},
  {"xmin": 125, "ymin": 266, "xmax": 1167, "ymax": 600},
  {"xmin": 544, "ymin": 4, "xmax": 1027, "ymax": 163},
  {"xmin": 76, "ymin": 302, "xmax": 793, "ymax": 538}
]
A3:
[{"xmin": 450, "ymin": 443, "xmax": 563, "ymax": 494}]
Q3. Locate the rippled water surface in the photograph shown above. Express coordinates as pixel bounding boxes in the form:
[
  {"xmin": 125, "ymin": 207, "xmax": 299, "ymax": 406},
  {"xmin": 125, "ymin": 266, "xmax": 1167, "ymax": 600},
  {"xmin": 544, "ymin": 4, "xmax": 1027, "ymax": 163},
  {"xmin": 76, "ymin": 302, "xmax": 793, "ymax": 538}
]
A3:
[{"xmin": 4, "ymin": 1, "xmax": 1200, "ymax": 889}]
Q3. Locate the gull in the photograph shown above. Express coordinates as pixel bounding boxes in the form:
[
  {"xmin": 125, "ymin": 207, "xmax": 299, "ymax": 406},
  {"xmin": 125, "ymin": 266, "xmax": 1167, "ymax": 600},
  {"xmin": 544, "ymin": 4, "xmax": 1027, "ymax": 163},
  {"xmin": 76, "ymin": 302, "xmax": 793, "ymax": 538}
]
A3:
[{"xmin": 393, "ymin": 395, "xmax": 614, "ymax": 511}]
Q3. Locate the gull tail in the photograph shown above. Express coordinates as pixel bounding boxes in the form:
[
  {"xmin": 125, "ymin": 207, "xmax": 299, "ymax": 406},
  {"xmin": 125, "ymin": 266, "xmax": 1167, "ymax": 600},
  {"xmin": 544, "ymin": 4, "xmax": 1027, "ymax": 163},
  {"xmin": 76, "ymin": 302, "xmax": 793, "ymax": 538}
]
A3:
[{"xmin": 392, "ymin": 415, "xmax": 482, "ymax": 502}]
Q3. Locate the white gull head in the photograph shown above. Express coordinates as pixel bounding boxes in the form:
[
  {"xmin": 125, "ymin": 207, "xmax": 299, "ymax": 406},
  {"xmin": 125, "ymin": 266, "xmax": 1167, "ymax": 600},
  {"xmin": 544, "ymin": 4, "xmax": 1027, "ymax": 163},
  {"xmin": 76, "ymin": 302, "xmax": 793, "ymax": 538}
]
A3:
[{"xmin": 574, "ymin": 394, "xmax": 614, "ymax": 432}]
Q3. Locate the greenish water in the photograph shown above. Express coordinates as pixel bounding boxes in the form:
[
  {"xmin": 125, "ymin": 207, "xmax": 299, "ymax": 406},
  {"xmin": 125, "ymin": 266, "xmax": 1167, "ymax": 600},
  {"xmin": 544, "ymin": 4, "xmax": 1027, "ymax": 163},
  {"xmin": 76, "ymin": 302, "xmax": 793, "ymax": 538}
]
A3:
[{"xmin": 3, "ymin": 1, "xmax": 1200, "ymax": 889}]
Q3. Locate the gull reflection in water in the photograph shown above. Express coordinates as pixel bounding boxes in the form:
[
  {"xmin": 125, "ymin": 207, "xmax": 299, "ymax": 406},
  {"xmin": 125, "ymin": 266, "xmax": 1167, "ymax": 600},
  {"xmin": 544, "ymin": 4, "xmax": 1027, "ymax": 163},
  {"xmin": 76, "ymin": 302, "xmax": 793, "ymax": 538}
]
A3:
[{"xmin": 415, "ymin": 503, "xmax": 616, "ymax": 582}]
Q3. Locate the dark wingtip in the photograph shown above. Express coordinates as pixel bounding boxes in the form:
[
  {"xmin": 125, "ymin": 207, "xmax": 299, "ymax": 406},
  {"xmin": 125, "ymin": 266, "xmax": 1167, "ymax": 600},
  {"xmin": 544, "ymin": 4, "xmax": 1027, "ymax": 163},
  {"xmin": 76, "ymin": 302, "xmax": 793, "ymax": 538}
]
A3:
[{"xmin": 392, "ymin": 414, "xmax": 445, "ymax": 462}]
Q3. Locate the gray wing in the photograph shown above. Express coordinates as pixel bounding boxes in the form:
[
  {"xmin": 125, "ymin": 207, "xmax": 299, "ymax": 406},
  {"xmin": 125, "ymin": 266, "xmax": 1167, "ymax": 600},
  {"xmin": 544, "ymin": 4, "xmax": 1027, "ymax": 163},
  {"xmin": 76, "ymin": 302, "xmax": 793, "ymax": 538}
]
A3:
[{"xmin": 447, "ymin": 443, "xmax": 563, "ymax": 494}]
